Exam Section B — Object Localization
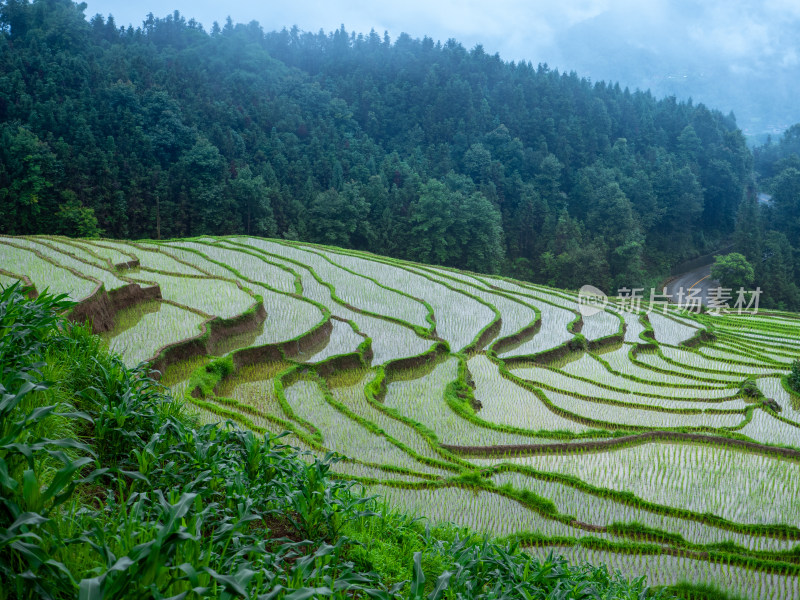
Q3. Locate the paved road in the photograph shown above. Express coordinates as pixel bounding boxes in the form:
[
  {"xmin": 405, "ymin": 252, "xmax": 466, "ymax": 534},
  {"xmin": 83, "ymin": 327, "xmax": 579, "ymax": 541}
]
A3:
[{"xmin": 663, "ymin": 263, "xmax": 720, "ymax": 307}]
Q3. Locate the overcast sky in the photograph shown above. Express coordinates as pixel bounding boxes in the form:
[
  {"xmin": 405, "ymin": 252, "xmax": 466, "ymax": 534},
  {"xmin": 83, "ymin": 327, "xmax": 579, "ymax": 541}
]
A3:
[{"xmin": 82, "ymin": 0, "xmax": 800, "ymax": 134}]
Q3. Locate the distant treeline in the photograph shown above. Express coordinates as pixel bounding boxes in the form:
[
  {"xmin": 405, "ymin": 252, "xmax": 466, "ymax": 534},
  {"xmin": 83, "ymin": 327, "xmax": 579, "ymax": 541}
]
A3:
[{"xmin": 0, "ymin": 0, "xmax": 764, "ymax": 294}]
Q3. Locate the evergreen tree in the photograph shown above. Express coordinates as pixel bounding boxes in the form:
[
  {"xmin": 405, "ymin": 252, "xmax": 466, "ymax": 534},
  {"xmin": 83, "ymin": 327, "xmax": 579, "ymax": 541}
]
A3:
[{"xmin": 0, "ymin": 0, "xmax": 766, "ymax": 294}]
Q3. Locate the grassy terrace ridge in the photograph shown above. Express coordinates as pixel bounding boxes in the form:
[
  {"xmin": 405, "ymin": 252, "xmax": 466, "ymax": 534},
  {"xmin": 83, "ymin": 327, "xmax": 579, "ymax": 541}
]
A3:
[{"xmin": 2, "ymin": 235, "xmax": 800, "ymax": 600}]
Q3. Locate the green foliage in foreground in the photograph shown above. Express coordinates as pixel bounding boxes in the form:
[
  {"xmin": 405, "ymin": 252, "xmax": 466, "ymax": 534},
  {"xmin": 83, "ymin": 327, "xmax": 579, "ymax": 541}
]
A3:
[{"xmin": 0, "ymin": 282, "xmax": 671, "ymax": 598}]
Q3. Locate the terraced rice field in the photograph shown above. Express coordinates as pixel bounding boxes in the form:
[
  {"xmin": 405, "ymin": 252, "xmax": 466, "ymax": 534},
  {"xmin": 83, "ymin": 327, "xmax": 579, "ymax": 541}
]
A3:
[
  {"xmin": 101, "ymin": 299, "xmax": 208, "ymax": 366},
  {"xmin": 2, "ymin": 234, "xmax": 800, "ymax": 599}
]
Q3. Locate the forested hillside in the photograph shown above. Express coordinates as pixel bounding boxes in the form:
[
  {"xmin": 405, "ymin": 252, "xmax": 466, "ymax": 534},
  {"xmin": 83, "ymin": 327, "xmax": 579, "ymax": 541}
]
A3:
[
  {"xmin": 0, "ymin": 0, "xmax": 753, "ymax": 292},
  {"xmin": 742, "ymin": 127, "xmax": 800, "ymax": 310}
]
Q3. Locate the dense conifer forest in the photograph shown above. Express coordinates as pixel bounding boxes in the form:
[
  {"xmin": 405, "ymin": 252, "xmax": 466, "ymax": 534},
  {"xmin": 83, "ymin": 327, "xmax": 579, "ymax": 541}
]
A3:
[
  {"xmin": 1, "ymin": 0, "xmax": 797, "ymax": 305},
  {"xmin": 4, "ymin": 4, "xmax": 800, "ymax": 598}
]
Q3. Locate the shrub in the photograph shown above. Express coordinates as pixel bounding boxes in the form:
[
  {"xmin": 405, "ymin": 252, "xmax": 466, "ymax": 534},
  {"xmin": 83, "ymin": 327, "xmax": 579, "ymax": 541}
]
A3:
[
  {"xmin": 739, "ymin": 378, "xmax": 763, "ymax": 399},
  {"xmin": 789, "ymin": 359, "xmax": 800, "ymax": 394}
]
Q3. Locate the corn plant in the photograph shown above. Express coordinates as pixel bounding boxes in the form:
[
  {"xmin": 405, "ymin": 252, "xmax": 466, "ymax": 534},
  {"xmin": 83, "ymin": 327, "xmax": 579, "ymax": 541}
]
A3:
[{"xmin": 8, "ymin": 233, "xmax": 800, "ymax": 599}]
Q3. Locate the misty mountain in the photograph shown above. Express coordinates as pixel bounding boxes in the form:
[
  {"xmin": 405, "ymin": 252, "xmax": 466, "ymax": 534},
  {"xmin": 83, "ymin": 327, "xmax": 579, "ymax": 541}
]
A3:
[
  {"xmin": 8, "ymin": 0, "xmax": 800, "ymax": 311},
  {"xmin": 550, "ymin": 2, "xmax": 800, "ymax": 140}
]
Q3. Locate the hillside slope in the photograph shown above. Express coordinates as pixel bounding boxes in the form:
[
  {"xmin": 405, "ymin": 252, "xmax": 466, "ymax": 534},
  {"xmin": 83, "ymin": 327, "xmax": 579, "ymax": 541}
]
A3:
[
  {"xmin": 2, "ymin": 234, "xmax": 799, "ymax": 599},
  {"xmin": 2, "ymin": 281, "xmax": 676, "ymax": 599},
  {"xmin": 0, "ymin": 0, "xmax": 751, "ymax": 292}
]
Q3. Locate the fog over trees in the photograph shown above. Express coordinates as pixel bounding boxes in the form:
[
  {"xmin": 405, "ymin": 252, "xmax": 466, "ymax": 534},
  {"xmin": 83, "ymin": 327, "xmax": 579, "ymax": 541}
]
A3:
[{"xmin": 1, "ymin": 0, "xmax": 798, "ymax": 307}]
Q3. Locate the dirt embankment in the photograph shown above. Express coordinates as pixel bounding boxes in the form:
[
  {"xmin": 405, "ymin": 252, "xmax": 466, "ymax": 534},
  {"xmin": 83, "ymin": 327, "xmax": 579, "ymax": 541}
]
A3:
[
  {"xmin": 69, "ymin": 282, "xmax": 162, "ymax": 333},
  {"xmin": 383, "ymin": 341, "xmax": 449, "ymax": 374},
  {"xmin": 230, "ymin": 317, "xmax": 333, "ymax": 369},
  {"xmin": 0, "ymin": 269, "xmax": 38, "ymax": 299},
  {"xmin": 58, "ymin": 267, "xmax": 280, "ymax": 381},
  {"xmin": 148, "ymin": 301, "xmax": 273, "ymax": 378},
  {"xmin": 586, "ymin": 332, "xmax": 625, "ymax": 351},
  {"xmin": 466, "ymin": 317, "xmax": 503, "ymax": 353},
  {"xmin": 571, "ymin": 316, "xmax": 583, "ymax": 334},
  {"xmin": 502, "ymin": 338, "xmax": 581, "ymax": 366},
  {"xmin": 491, "ymin": 319, "xmax": 542, "ymax": 355},
  {"xmin": 314, "ymin": 352, "xmax": 368, "ymax": 378},
  {"xmin": 679, "ymin": 328, "xmax": 717, "ymax": 348}
]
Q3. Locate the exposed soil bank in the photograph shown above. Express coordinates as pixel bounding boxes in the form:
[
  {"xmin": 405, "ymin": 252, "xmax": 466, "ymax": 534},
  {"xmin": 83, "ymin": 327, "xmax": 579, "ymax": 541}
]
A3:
[
  {"xmin": 587, "ymin": 331, "xmax": 625, "ymax": 351},
  {"xmin": 502, "ymin": 336, "xmax": 585, "ymax": 366},
  {"xmin": 680, "ymin": 328, "xmax": 717, "ymax": 348},
  {"xmin": 491, "ymin": 318, "xmax": 542, "ymax": 355},
  {"xmin": 0, "ymin": 269, "xmax": 38, "ymax": 299},
  {"xmin": 384, "ymin": 341, "xmax": 449, "ymax": 374},
  {"xmin": 149, "ymin": 301, "xmax": 268, "ymax": 379},
  {"xmin": 69, "ymin": 282, "xmax": 162, "ymax": 333},
  {"xmin": 466, "ymin": 317, "xmax": 503, "ymax": 353},
  {"xmin": 230, "ymin": 317, "xmax": 332, "ymax": 368}
]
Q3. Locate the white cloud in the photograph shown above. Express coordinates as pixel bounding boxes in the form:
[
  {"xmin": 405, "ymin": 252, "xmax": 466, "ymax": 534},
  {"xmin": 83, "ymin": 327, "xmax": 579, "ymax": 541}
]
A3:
[
  {"xmin": 781, "ymin": 49, "xmax": 799, "ymax": 67},
  {"xmin": 689, "ymin": 21, "xmax": 771, "ymax": 59},
  {"xmin": 764, "ymin": 0, "xmax": 800, "ymax": 19}
]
